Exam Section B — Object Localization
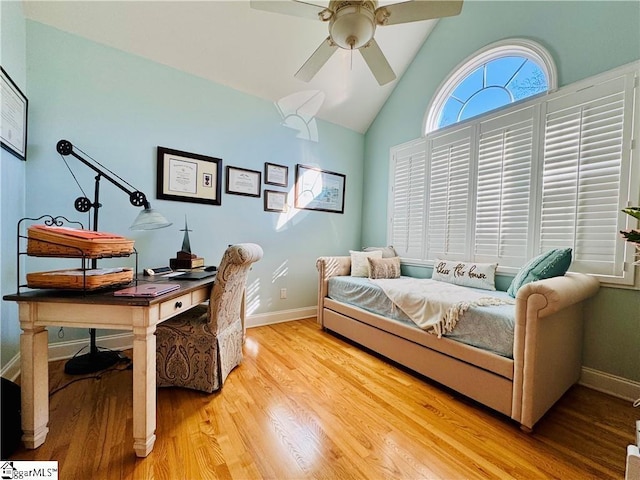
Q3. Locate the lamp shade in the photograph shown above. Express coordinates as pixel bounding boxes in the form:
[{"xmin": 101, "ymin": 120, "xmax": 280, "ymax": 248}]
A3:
[{"xmin": 130, "ymin": 207, "xmax": 172, "ymax": 230}]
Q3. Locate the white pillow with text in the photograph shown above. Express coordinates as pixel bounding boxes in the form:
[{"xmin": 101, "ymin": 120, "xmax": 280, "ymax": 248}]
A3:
[{"xmin": 431, "ymin": 259, "xmax": 497, "ymax": 291}]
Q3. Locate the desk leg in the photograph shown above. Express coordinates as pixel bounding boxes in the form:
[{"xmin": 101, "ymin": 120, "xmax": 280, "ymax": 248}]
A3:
[
  {"xmin": 20, "ymin": 312, "xmax": 49, "ymax": 449},
  {"xmin": 132, "ymin": 324, "xmax": 156, "ymax": 457}
]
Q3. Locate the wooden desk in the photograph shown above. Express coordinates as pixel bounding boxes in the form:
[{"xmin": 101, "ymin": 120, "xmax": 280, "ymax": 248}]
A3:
[{"xmin": 3, "ymin": 276, "xmax": 215, "ymax": 458}]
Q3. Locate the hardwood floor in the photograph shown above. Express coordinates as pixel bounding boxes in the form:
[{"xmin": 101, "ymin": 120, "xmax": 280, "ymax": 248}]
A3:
[{"xmin": 9, "ymin": 318, "xmax": 637, "ymax": 479}]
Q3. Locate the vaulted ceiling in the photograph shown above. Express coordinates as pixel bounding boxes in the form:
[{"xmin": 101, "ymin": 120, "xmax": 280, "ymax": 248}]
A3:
[{"xmin": 22, "ymin": 1, "xmax": 442, "ymax": 133}]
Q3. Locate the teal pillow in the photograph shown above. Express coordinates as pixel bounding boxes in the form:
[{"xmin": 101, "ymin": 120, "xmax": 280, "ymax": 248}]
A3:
[{"xmin": 507, "ymin": 248, "xmax": 572, "ymax": 297}]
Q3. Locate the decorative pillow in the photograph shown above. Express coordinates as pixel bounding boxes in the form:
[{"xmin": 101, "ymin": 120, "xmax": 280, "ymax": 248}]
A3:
[
  {"xmin": 350, "ymin": 250, "xmax": 383, "ymax": 277},
  {"xmin": 431, "ymin": 259, "xmax": 497, "ymax": 291},
  {"xmin": 363, "ymin": 246, "xmax": 398, "ymax": 258},
  {"xmin": 368, "ymin": 256, "xmax": 401, "ymax": 279},
  {"xmin": 507, "ymin": 248, "xmax": 572, "ymax": 297}
]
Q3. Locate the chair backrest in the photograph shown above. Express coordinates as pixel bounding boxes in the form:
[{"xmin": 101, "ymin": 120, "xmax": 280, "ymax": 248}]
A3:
[{"xmin": 209, "ymin": 243, "xmax": 263, "ymax": 331}]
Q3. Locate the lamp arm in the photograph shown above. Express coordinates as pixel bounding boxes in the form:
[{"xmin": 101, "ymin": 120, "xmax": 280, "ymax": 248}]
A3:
[{"xmin": 56, "ymin": 139, "xmax": 148, "ymax": 208}]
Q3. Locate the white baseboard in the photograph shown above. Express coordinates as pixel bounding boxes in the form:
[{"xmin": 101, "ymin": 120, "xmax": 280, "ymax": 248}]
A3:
[
  {"xmin": 579, "ymin": 367, "xmax": 640, "ymax": 402},
  {"xmin": 0, "ymin": 306, "xmax": 317, "ymax": 382},
  {"xmin": 47, "ymin": 332, "xmax": 134, "ymax": 363},
  {"xmin": 0, "ymin": 331, "xmax": 134, "ymax": 382},
  {"xmin": 1, "ymin": 354, "xmax": 21, "ymax": 383},
  {"xmin": 245, "ymin": 306, "xmax": 316, "ymax": 328}
]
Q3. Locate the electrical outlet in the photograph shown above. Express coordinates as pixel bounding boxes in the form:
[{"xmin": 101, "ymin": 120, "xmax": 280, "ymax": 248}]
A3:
[{"xmin": 280, "ymin": 288, "xmax": 287, "ymax": 299}]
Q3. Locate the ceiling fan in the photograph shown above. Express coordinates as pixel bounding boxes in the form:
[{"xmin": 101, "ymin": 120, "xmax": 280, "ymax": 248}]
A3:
[{"xmin": 250, "ymin": 0, "xmax": 463, "ymax": 85}]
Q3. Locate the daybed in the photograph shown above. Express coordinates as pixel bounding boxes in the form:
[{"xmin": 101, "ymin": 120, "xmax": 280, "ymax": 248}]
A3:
[{"xmin": 316, "ymin": 255, "xmax": 600, "ymax": 430}]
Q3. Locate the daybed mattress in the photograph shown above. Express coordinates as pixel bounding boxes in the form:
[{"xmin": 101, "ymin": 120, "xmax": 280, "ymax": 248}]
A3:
[{"xmin": 327, "ymin": 276, "xmax": 515, "ymax": 358}]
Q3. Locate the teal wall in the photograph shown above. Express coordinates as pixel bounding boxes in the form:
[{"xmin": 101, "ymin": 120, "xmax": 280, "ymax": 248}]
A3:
[
  {"xmin": 1, "ymin": 20, "xmax": 363, "ymax": 354},
  {"xmin": 363, "ymin": 1, "xmax": 640, "ymax": 381},
  {"xmin": 1, "ymin": 0, "xmax": 28, "ymax": 367}
]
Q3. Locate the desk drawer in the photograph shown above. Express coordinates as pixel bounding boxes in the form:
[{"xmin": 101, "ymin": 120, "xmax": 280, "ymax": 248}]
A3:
[
  {"xmin": 191, "ymin": 288, "xmax": 209, "ymax": 304},
  {"xmin": 159, "ymin": 293, "xmax": 193, "ymax": 319}
]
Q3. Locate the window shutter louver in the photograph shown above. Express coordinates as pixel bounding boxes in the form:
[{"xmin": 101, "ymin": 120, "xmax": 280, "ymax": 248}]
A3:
[
  {"xmin": 542, "ymin": 75, "xmax": 630, "ymax": 277},
  {"xmin": 389, "ymin": 140, "xmax": 426, "ymax": 260},
  {"xmin": 475, "ymin": 107, "xmax": 536, "ymax": 266},
  {"xmin": 427, "ymin": 128, "xmax": 473, "ymax": 260}
]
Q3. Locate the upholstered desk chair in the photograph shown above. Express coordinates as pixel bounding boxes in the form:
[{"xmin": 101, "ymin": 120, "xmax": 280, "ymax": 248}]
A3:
[{"xmin": 156, "ymin": 243, "xmax": 263, "ymax": 393}]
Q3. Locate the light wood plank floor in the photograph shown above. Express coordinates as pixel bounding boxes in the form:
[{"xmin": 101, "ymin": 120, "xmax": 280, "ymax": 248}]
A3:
[{"xmin": 9, "ymin": 318, "xmax": 637, "ymax": 479}]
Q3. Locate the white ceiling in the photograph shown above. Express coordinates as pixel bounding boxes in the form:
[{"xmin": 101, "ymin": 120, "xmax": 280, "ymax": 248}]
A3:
[{"xmin": 22, "ymin": 0, "xmax": 440, "ymax": 133}]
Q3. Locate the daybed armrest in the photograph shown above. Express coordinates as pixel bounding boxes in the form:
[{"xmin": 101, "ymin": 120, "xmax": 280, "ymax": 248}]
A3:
[
  {"xmin": 515, "ymin": 272, "xmax": 600, "ymax": 318},
  {"xmin": 316, "ymin": 256, "xmax": 351, "ymax": 326},
  {"xmin": 512, "ymin": 272, "xmax": 600, "ymax": 430}
]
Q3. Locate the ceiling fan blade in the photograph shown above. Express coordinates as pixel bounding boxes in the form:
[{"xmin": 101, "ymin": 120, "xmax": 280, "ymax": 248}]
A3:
[
  {"xmin": 249, "ymin": 0, "xmax": 326, "ymax": 21},
  {"xmin": 360, "ymin": 38, "xmax": 396, "ymax": 86},
  {"xmin": 378, "ymin": 0, "xmax": 463, "ymax": 26},
  {"xmin": 295, "ymin": 37, "xmax": 338, "ymax": 82}
]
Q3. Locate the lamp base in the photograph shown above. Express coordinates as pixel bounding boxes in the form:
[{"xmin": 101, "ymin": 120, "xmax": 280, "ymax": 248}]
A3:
[{"xmin": 64, "ymin": 350, "xmax": 122, "ymax": 375}]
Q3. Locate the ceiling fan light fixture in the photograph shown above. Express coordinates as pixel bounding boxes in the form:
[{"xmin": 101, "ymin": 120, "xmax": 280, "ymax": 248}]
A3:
[
  {"xmin": 329, "ymin": 1, "xmax": 376, "ymax": 50},
  {"xmin": 251, "ymin": 0, "xmax": 464, "ymax": 85}
]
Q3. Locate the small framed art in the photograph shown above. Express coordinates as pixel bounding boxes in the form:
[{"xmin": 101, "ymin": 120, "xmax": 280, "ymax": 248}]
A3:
[
  {"xmin": 264, "ymin": 162, "xmax": 288, "ymax": 187},
  {"xmin": 294, "ymin": 164, "xmax": 346, "ymax": 214},
  {"xmin": 157, "ymin": 147, "xmax": 222, "ymax": 205},
  {"xmin": 264, "ymin": 190, "xmax": 287, "ymax": 212},
  {"xmin": 226, "ymin": 166, "xmax": 261, "ymax": 197}
]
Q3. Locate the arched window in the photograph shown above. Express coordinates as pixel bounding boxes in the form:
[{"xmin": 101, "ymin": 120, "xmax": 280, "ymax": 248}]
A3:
[{"xmin": 424, "ymin": 39, "xmax": 557, "ymax": 134}]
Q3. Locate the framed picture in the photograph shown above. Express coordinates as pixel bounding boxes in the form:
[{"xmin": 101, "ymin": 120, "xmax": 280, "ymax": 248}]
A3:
[
  {"xmin": 226, "ymin": 166, "xmax": 261, "ymax": 197},
  {"xmin": 264, "ymin": 162, "xmax": 288, "ymax": 187},
  {"xmin": 1, "ymin": 67, "xmax": 28, "ymax": 161},
  {"xmin": 294, "ymin": 164, "xmax": 346, "ymax": 214},
  {"xmin": 157, "ymin": 147, "xmax": 222, "ymax": 205},
  {"xmin": 264, "ymin": 190, "xmax": 287, "ymax": 212}
]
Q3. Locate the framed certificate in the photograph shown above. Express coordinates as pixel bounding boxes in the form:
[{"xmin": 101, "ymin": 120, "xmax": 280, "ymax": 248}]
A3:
[
  {"xmin": 226, "ymin": 166, "xmax": 261, "ymax": 197},
  {"xmin": 157, "ymin": 147, "xmax": 222, "ymax": 205},
  {"xmin": 264, "ymin": 162, "xmax": 288, "ymax": 187},
  {"xmin": 264, "ymin": 190, "xmax": 287, "ymax": 212},
  {"xmin": 1, "ymin": 67, "xmax": 28, "ymax": 161}
]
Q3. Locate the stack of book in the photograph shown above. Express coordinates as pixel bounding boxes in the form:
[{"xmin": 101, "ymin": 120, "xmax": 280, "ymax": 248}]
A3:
[{"xmin": 170, "ymin": 251, "xmax": 205, "ymax": 270}]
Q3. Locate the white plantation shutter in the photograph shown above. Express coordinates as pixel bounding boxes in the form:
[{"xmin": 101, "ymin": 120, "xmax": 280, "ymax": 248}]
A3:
[
  {"xmin": 475, "ymin": 106, "xmax": 537, "ymax": 267},
  {"xmin": 426, "ymin": 127, "xmax": 473, "ymax": 260},
  {"xmin": 388, "ymin": 62, "xmax": 637, "ymax": 284},
  {"xmin": 541, "ymin": 73, "xmax": 634, "ymax": 277},
  {"xmin": 389, "ymin": 139, "xmax": 426, "ymax": 259}
]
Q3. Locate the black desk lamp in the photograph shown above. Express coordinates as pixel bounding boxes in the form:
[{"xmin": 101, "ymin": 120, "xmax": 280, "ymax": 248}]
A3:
[{"xmin": 56, "ymin": 139, "xmax": 172, "ymax": 374}]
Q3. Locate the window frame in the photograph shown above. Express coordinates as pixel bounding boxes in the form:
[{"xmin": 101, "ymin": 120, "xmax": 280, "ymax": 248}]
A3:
[
  {"xmin": 389, "ymin": 61, "xmax": 640, "ymax": 288},
  {"xmin": 423, "ymin": 38, "xmax": 558, "ymax": 135}
]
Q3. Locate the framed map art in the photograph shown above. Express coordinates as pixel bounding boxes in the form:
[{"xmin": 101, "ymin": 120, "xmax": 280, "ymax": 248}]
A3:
[{"xmin": 294, "ymin": 164, "xmax": 345, "ymax": 214}]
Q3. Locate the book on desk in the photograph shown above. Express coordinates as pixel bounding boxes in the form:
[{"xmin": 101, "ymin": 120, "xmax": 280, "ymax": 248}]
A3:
[{"xmin": 114, "ymin": 283, "xmax": 181, "ymax": 297}]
